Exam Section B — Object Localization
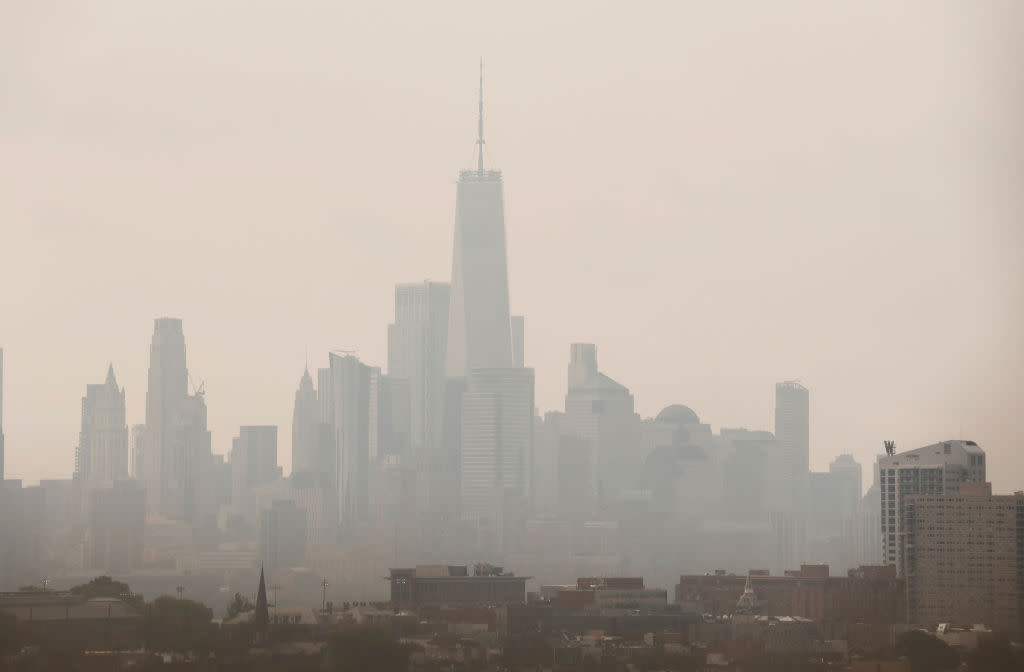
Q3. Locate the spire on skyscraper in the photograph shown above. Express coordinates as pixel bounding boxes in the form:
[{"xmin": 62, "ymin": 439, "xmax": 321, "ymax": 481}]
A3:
[
  {"xmin": 105, "ymin": 363, "xmax": 117, "ymax": 387},
  {"xmin": 477, "ymin": 58, "xmax": 485, "ymax": 173}
]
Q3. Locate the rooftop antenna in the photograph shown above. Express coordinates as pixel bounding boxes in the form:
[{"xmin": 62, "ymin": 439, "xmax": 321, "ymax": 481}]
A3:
[{"xmin": 476, "ymin": 58, "xmax": 485, "ymax": 173}]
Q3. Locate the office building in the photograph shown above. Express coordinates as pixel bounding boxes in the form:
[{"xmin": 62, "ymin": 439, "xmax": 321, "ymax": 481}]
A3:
[
  {"xmin": 143, "ymin": 318, "xmax": 212, "ymax": 524},
  {"xmin": 129, "ymin": 424, "xmax": 145, "ymax": 479},
  {"xmin": 76, "ymin": 365, "xmax": 128, "ymax": 483},
  {"xmin": 879, "ymin": 439, "xmax": 986, "ymax": 573},
  {"xmin": 903, "ymin": 482, "xmax": 1023, "ymax": 633},
  {"xmin": 388, "ymin": 564, "xmax": 527, "ymax": 608},
  {"xmin": 328, "ymin": 353, "xmax": 377, "ymax": 525},
  {"xmin": 291, "ymin": 367, "xmax": 320, "ymax": 475},
  {"xmin": 387, "ymin": 281, "xmax": 451, "ymax": 515},
  {"xmin": 563, "ymin": 344, "xmax": 640, "ymax": 501},
  {"xmin": 445, "ymin": 71, "xmax": 514, "ymax": 378},
  {"xmin": 460, "ymin": 367, "xmax": 535, "ymax": 527},
  {"xmin": 511, "ymin": 315, "xmax": 524, "ymax": 368},
  {"xmin": 230, "ymin": 426, "xmax": 279, "ymax": 503},
  {"xmin": 259, "ymin": 499, "xmax": 307, "ymax": 572},
  {"xmin": 774, "ymin": 381, "xmax": 809, "ymax": 514},
  {"xmin": 86, "ymin": 480, "xmax": 146, "ymax": 572}
]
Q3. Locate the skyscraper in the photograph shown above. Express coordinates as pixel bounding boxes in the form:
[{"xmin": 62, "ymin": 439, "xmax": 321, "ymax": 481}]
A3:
[
  {"xmin": 328, "ymin": 353, "xmax": 376, "ymax": 525},
  {"xmin": 76, "ymin": 365, "xmax": 128, "ymax": 483},
  {"xmin": 142, "ymin": 318, "xmax": 211, "ymax": 524},
  {"xmin": 563, "ymin": 344, "xmax": 640, "ymax": 503},
  {"xmin": 387, "ymin": 281, "xmax": 450, "ymax": 515},
  {"xmin": 291, "ymin": 368, "xmax": 320, "ymax": 475},
  {"xmin": 144, "ymin": 318, "xmax": 188, "ymax": 517},
  {"xmin": 445, "ymin": 66, "xmax": 513, "ymax": 378},
  {"xmin": 774, "ymin": 381, "xmax": 810, "ymax": 513},
  {"xmin": 460, "ymin": 367, "xmax": 535, "ymax": 525}
]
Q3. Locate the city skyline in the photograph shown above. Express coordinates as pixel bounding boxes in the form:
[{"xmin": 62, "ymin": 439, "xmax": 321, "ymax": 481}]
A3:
[{"xmin": 1, "ymin": 2, "xmax": 1021, "ymax": 494}]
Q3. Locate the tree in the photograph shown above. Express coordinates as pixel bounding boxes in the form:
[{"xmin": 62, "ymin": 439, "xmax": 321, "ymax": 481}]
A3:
[
  {"xmin": 895, "ymin": 630, "xmax": 959, "ymax": 672},
  {"xmin": 144, "ymin": 596, "xmax": 215, "ymax": 654},
  {"xmin": 224, "ymin": 592, "xmax": 255, "ymax": 621},
  {"xmin": 966, "ymin": 639, "xmax": 1022, "ymax": 672},
  {"xmin": 325, "ymin": 624, "xmax": 416, "ymax": 672},
  {"xmin": 70, "ymin": 575, "xmax": 144, "ymax": 609}
]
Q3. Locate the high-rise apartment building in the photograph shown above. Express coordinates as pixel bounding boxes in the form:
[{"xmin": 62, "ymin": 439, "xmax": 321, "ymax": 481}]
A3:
[
  {"xmin": 460, "ymin": 367, "xmax": 534, "ymax": 527},
  {"xmin": 445, "ymin": 71, "xmax": 513, "ymax": 378},
  {"xmin": 231, "ymin": 426, "xmax": 280, "ymax": 504},
  {"xmin": 76, "ymin": 365, "xmax": 128, "ymax": 483},
  {"xmin": 903, "ymin": 482, "xmax": 1022, "ymax": 634},
  {"xmin": 387, "ymin": 281, "xmax": 450, "ymax": 515},
  {"xmin": 879, "ymin": 439, "xmax": 986, "ymax": 574}
]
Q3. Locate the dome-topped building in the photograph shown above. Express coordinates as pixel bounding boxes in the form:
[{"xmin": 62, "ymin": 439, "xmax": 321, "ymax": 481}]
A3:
[{"xmin": 655, "ymin": 404, "xmax": 700, "ymax": 426}]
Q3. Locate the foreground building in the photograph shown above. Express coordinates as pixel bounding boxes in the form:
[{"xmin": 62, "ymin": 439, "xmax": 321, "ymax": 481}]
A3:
[
  {"xmin": 675, "ymin": 564, "xmax": 905, "ymax": 625},
  {"xmin": 903, "ymin": 482, "xmax": 1023, "ymax": 635},
  {"xmin": 389, "ymin": 564, "xmax": 527, "ymax": 608},
  {"xmin": 879, "ymin": 439, "xmax": 986, "ymax": 573}
]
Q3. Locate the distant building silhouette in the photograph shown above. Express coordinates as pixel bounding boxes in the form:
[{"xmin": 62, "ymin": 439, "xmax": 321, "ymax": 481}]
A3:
[
  {"xmin": 387, "ymin": 281, "xmax": 450, "ymax": 517},
  {"xmin": 86, "ymin": 480, "xmax": 145, "ymax": 572},
  {"xmin": 460, "ymin": 367, "xmax": 534, "ymax": 550},
  {"xmin": 328, "ymin": 353, "xmax": 377, "ymax": 525},
  {"xmin": 259, "ymin": 499, "xmax": 306, "ymax": 573},
  {"xmin": 142, "ymin": 318, "xmax": 212, "ymax": 525},
  {"xmin": 231, "ymin": 426, "xmax": 280, "ymax": 505},
  {"xmin": 76, "ymin": 365, "xmax": 128, "ymax": 483},
  {"xmin": 563, "ymin": 344, "xmax": 640, "ymax": 504},
  {"xmin": 290, "ymin": 367, "xmax": 320, "ymax": 475}
]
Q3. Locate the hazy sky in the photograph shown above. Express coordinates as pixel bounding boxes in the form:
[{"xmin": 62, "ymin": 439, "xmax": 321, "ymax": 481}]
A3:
[{"xmin": 2, "ymin": 1, "xmax": 1021, "ymax": 493}]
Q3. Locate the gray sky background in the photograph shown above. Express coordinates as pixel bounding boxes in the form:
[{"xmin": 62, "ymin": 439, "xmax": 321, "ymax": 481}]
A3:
[{"xmin": 2, "ymin": 1, "xmax": 1021, "ymax": 493}]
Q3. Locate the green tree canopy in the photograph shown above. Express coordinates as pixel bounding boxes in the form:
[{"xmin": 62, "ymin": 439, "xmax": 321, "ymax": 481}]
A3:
[
  {"xmin": 144, "ymin": 596, "xmax": 215, "ymax": 653},
  {"xmin": 70, "ymin": 575, "xmax": 143, "ymax": 608},
  {"xmin": 224, "ymin": 592, "xmax": 255, "ymax": 621},
  {"xmin": 896, "ymin": 630, "xmax": 959, "ymax": 672},
  {"xmin": 325, "ymin": 624, "xmax": 417, "ymax": 672}
]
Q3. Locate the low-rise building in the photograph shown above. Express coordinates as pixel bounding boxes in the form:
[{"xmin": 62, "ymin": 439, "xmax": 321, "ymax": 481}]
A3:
[{"xmin": 388, "ymin": 565, "xmax": 527, "ymax": 608}]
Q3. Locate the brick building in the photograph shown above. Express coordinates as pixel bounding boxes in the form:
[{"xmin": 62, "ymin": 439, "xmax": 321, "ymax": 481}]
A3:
[
  {"xmin": 675, "ymin": 564, "xmax": 904, "ymax": 624},
  {"xmin": 902, "ymin": 482, "xmax": 1024, "ymax": 635}
]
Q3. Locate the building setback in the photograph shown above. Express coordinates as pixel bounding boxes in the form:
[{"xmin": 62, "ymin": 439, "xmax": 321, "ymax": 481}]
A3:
[{"xmin": 902, "ymin": 482, "xmax": 1023, "ymax": 635}]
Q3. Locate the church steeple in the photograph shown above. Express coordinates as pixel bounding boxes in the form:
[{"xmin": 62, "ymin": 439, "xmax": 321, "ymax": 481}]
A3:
[{"xmin": 254, "ymin": 565, "xmax": 269, "ymax": 634}]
